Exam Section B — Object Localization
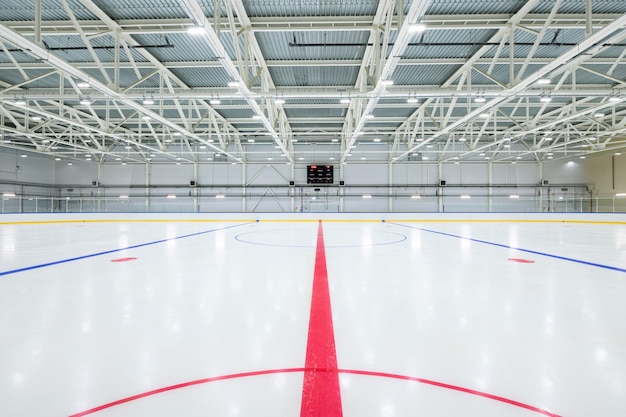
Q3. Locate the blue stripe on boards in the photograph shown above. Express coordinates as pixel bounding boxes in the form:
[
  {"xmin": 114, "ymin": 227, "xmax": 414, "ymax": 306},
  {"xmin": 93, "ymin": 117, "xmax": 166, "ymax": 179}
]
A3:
[
  {"xmin": 0, "ymin": 222, "xmax": 253, "ymax": 277},
  {"xmin": 388, "ymin": 222, "xmax": 626, "ymax": 274}
]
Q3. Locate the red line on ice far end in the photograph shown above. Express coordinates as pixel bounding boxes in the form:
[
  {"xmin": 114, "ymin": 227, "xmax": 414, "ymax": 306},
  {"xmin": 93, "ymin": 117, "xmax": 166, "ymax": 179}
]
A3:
[{"xmin": 300, "ymin": 220, "xmax": 343, "ymax": 417}]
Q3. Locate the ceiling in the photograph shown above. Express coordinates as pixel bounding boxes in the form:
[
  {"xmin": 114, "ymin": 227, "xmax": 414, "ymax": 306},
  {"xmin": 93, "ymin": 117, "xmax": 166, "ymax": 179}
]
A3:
[{"xmin": 0, "ymin": 0, "xmax": 625, "ymax": 168}]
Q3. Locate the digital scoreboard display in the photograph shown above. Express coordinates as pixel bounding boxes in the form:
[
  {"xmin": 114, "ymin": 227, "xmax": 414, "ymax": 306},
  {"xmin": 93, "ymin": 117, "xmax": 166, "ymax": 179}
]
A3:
[{"xmin": 307, "ymin": 165, "xmax": 334, "ymax": 184}]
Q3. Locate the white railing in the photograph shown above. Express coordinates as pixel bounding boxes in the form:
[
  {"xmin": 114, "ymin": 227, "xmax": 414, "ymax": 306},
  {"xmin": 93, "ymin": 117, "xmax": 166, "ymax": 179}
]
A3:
[{"xmin": 2, "ymin": 194, "xmax": 625, "ymax": 213}]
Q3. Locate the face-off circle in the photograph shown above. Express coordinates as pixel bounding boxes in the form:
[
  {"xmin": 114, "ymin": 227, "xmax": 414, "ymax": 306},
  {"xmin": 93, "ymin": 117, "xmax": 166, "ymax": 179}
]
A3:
[{"xmin": 235, "ymin": 228, "xmax": 407, "ymax": 248}]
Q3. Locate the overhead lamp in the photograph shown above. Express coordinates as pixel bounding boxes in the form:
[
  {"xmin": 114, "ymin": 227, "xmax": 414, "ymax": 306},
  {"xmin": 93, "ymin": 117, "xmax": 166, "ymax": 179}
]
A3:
[
  {"xmin": 247, "ymin": 139, "xmax": 255, "ymax": 143},
  {"xmin": 580, "ymin": 156, "xmax": 586, "ymax": 159},
  {"xmin": 409, "ymin": 23, "xmax": 426, "ymax": 32},
  {"xmin": 362, "ymin": 194, "xmax": 372, "ymax": 199},
  {"xmin": 474, "ymin": 95, "xmax": 486, "ymax": 103},
  {"xmin": 616, "ymin": 193, "xmax": 626, "ymax": 197},
  {"xmin": 509, "ymin": 194, "xmax": 520, "ymax": 199},
  {"xmin": 252, "ymin": 115, "xmax": 262, "ymax": 120},
  {"xmin": 31, "ymin": 116, "xmax": 42, "ymax": 121},
  {"xmin": 411, "ymin": 194, "xmax": 421, "ymax": 199},
  {"xmin": 215, "ymin": 194, "xmax": 226, "ymax": 199},
  {"xmin": 365, "ymin": 114, "xmax": 374, "ymax": 119},
  {"xmin": 77, "ymin": 81, "xmax": 90, "ymax": 88},
  {"xmin": 615, "ymin": 152, "xmax": 622, "ymax": 156},
  {"xmin": 3, "ymin": 192, "xmax": 16, "ymax": 197},
  {"xmin": 381, "ymin": 79, "xmax": 394, "ymax": 86},
  {"xmin": 275, "ymin": 98, "xmax": 285, "ymax": 104},
  {"xmin": 458, "ymin": 137, "xmax": 466, "ymax": 142},
  {"xmin": 407, "ymin": 97, "xmax": 418, "ymax": 104},
  {"xmin": 373, "ymin": 138, "xmax": 381, "ymax": 142},
  {"xmin": 540, "ymin": 94, "xmax": 552, "ymax": 103},
  {"xmin": 479, "ymin": 112, "xmax": 490, "ymax": 118},
  {"xmin": 227, "ymin": 81, "xmax": 241, "ymax": 87},
  {"xmin": 143, "ymin": 96, "xmax": 154, "ymax": 105},
  {"xmin": 166, "ymin": 194, "xmax": 177, "ymax": 199},
  {"xmin": 608, "ymin": 94, "xmax": 621, "ymax": 103},
  {"xmin": 210, "ymin": 98, "xmax": 221, "ymax": 105},
  {"xmin": 460, "ymin": 195, "xmax": 471, "ymax": 199},
  {"xmin": 15, "ymin": 97, "xmax": 26, "ymax": 105},
  {"xmin": 119, "ymin": 195, "xmax": 129, "ymax": 199},
  {"xmin": 340, "ymin": 98, "xmax": 350, "ymax": 104},
  {"xmin": 188, "ymin": 26, "xmax": 204, "ymax": 34},
  {"xmin": 594, "ymin": 112, "xmax": 604, "ymax": 118},
  {"xmin": 79, "ymin": 96, "xmax": 92, "ymax": 105},
  {"xmin": 537, "ymin": 78, "xmax": 551, "ymax": 85},
  {"xmin": 141, "ymin": 115, "xmax": 151, "ymax": 120}
]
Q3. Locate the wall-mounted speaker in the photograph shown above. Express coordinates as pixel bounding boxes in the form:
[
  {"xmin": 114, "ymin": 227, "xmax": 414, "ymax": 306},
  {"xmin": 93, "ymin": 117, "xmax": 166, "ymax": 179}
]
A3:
[
  {"xmin": 439, "ymin": 180, "xmax": 446, "ymax": 186},
  {"xmin": 289, "ymin": 180, "xmax": 295, "ymax": 186},
  {"xmin": 190, "ymin": 180, "xmax": 196, "ymax": 186},
  {"xmin": 339, "ymin": 180, "xmax": 345, "ymax": 186}
]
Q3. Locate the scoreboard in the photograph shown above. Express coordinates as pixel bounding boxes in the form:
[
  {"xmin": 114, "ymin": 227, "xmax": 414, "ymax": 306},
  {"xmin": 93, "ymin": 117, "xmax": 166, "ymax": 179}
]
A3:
[{"xmin": 307, "ymin": 165, "xmax": 334, "ymax": 184}]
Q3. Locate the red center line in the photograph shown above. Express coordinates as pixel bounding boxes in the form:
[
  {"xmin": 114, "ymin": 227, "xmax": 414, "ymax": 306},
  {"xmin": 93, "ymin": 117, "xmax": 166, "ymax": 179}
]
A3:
[{"xmin": 300, "ymin": 220, "xmax": 343, "ymax": 417}]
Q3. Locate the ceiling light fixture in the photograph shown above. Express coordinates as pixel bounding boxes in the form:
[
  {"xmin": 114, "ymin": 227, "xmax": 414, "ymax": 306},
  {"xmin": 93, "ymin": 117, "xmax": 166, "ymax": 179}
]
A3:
[
  {"xmin": 210, "ymin": 98, "xmax": 221, "ymax": 105},
  {"xmin": 407, "ymin": 97, "xmax": 418, "ymax": 104},
  {"xmin": 79, "ymin": 96, "xmax": 92, "ymax": 105},
  {"xmin": 340, "ymin": 98, "xmax": 350, "ymax": 104},
  {"xmin": 540, "ymin": 94, "xmax": 552, "ymax": 103},
  {"xmin": 409, "ymin": 23, "xmax": 426, "ymax": 32},
  {"xmin": 537, "ymin": 78, "xmax": 551, "ymax": 85},
  {"xmin": 188, "ymin": 26, "xmax": 204, "ymax": 34},
  {"xmin": 77, "ymin": 81, "xmax": 90, "ymax": 88},
  {"xmin": 381, "ymin": 80, "xmax": 394, "ymax": 86}
]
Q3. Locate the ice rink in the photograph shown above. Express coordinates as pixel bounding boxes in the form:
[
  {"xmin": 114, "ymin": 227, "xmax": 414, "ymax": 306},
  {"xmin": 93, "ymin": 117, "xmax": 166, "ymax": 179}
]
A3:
[{"xmin": 1, "ymin": 216, "xmax": 625, "ymax": 417}]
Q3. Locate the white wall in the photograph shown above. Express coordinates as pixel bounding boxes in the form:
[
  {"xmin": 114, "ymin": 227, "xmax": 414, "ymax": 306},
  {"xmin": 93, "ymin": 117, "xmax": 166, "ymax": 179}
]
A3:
[{"xmin": 0, "ymin": 148, "xmax": 595, "ymax": 213}]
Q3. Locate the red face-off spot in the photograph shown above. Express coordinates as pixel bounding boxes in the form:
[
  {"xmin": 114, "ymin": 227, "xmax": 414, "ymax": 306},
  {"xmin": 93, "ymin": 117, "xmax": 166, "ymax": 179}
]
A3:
[
  {"xmin": 111, "ymin": 257, "xmax": 137, "ymax": 262},
  {"xmin": 508, "ymin": 258, "xmax": 535, "ymax": 263}
]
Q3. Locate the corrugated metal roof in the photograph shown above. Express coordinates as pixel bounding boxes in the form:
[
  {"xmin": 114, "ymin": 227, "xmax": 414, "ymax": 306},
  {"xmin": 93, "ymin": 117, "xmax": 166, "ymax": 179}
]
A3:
[
  {"xmin": 91, "ymin": 0, "xmax": 188, "ymax": 20},
  {"xmin": 166, "ymin": 66, "xmax": 235, "ymax": 88},
  {"xmin": 531, "ymin": 0, "xmax": 626, "ymax": 14},
  {"xmin": 284, "ymin": 107, "xmax": 346, "ymax": 119},
  {"xmin": 391, "ymin": 64, "xmax": 460, "ymax": 86},
  {"xmin": 0, "ymin": 0, "xmax": 97, "ymax": 21},
  {"xmin": 427, "ymin": 0, "xmax": 529, "ymax": 15},
  {"xmin": 255, "ymin": 31, "xmax": 369, "ymax": 61},
  {"xmin": 242, "ymin": 0, "xmax": 380, "ymax": 18},
  {"xmin": 268, "ymin": 66, "xmax": 359, "ymax": 87},
  {"xmin": 130, "ymin": 33, "xmax": 220, "ymax": 62}
]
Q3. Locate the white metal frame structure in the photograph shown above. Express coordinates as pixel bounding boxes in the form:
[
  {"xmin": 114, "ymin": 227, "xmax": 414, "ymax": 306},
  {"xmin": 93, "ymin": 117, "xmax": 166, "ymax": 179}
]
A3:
[{"xmin": 0, "ymin": 0, "xmax": 625, "ymax": 171}]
